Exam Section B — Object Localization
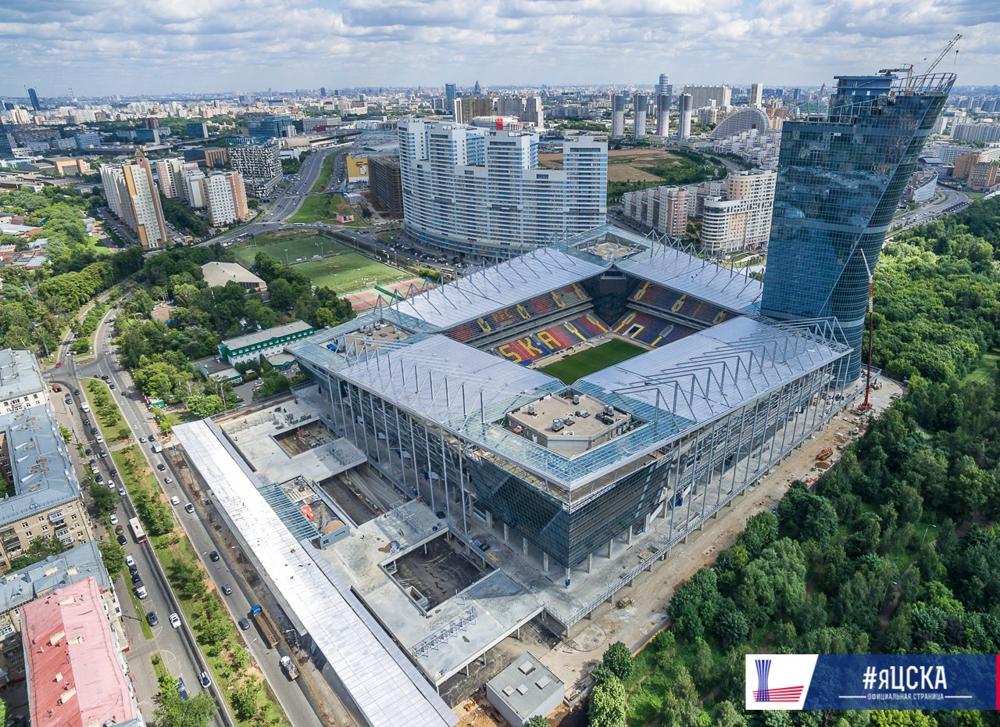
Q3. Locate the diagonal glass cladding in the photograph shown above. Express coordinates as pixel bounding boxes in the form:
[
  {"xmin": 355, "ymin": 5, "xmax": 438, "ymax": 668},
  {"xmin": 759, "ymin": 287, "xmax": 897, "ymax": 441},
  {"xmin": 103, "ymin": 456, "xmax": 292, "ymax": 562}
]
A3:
[{"xmin": 761, "ymin": 72, "xmax": 954, "ymax": 382}]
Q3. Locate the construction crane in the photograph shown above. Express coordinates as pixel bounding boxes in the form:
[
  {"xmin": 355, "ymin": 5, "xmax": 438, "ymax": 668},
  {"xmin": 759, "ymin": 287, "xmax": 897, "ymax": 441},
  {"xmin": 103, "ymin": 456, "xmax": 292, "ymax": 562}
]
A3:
[{"xmin": 923, "ymin": 33, "xmax": 962, "ymax": 74}]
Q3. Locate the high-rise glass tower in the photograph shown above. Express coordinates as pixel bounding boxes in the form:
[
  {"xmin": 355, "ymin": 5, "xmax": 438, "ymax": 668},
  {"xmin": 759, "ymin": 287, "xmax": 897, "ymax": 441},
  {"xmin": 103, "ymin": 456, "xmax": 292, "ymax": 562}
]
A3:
[{"xmin": 761, "ymin": 71, "xmax": 954, "ymax": 381}]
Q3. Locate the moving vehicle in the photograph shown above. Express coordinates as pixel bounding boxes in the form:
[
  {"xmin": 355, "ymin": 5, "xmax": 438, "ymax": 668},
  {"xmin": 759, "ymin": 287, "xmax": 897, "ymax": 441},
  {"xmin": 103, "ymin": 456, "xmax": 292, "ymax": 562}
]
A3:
[
  {"xmin": 221, "ymin": 583, "xmax": 233, "ymax": 596},
  {"xmin": 198, "ymin": 671, "xmax": 211, "ymax": 689},
  {"xmin": 249, "ymin": 604, "xmax": 279, "ymax": 648},
  {"xmin": 170, "ymin": 495, "xmax": 180, "ymax": 506},
  {"xmin": 280, "ymin": 655, "xmax": 300, "ymax": 681},
  {"xmin": 129, "ymin": 517, "xmax": 146, "ymax": 544},
  {"xmin": 169, "ymin": 612, "xmax": 181, "ymax": 629},
  {"xmin": 209, "ymin": 550, "xmax": 220, "ymax": 562},
  {"xmin": 185, "ymin": 502, "xmax": 195, "ymax": 514}
]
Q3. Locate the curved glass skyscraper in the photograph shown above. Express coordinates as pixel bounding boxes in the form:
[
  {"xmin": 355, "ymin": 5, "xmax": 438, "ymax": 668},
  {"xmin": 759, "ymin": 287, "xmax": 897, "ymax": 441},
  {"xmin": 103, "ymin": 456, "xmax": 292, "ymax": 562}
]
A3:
[{"xmin": 761, "ymin": 72, "xmax": 954, "ymax": 381}]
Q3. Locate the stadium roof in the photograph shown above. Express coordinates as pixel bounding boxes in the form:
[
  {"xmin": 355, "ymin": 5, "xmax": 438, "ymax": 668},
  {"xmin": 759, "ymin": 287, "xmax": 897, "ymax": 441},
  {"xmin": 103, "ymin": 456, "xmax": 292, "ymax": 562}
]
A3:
[
  {"xmin": 173, "ymin": 420, "xmax": 457, "ymax": 727},
  {"xmin": 391, "ymin": 246, "xmax": 606, "ymax": 331}
]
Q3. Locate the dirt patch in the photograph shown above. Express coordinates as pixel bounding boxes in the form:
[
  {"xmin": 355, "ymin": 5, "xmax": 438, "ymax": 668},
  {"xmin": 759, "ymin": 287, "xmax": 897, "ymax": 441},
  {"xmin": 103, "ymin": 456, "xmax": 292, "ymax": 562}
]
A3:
[
  {"xmin": 320, "ymin": 474, "xmax": 381, "ymax": 525},
  {"xmin": 389, "ymin": 535, "xmax": 491, "ymax": 610}
]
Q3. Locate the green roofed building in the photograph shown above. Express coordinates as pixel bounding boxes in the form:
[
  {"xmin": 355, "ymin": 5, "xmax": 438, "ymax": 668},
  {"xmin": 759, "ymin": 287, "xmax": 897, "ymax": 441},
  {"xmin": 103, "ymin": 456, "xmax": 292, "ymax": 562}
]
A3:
[{"xmin": 218, "ymin": 320, "xmax": 316, "ymax": 365}]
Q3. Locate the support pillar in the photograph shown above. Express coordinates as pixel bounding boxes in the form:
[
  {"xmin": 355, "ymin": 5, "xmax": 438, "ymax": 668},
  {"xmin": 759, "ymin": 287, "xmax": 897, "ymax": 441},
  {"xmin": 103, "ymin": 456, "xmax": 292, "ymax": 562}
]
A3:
[
  {"xmin": 606, "ymin": 540, "xmax": 613, "ymax": 558},
  {"xmin": 485, "ymin": 510, "xmax": 492, "ymax": 529},
  {"xmin": 521, "ymin": 536, "xmax": 528, "ymax": 557},
  {"xmin": 586, "ymin": 553, "xmax": 593, "ymax": 573},
  {"xmin": 503, "ymin": 523, "xmax": 509, "ymax": 543},
  {"xmin": 564, "ymin": 567, "xmax": 571, "ymax": 589},
  {"xmin": 542, "ymin": 552, "xmax": 549, "ymax": 573},
  {"xmin": 627, "ymin": 525, "xmax": 634, "ymax": 545}
]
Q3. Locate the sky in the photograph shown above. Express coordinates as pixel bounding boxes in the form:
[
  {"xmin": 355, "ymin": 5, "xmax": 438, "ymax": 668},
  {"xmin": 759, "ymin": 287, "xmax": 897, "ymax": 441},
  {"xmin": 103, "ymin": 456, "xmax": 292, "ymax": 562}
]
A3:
[{"xmin": 2, "ymin": 0, "xmax": 999, "ymax": 97}]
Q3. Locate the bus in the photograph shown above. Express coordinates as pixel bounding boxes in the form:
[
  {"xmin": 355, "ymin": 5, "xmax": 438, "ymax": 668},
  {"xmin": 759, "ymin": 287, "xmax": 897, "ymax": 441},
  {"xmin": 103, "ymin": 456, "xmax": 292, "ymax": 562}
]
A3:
[{"xmin": 129, "ymin": 517, "xmax": 146, "ymax": 544}]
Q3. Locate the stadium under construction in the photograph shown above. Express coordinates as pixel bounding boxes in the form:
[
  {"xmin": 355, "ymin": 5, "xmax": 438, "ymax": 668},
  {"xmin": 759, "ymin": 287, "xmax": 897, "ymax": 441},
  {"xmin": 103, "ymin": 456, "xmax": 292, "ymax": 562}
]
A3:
[{"xmin": 291, "ymin": 225, "xmax": 855, "ymax": 623}]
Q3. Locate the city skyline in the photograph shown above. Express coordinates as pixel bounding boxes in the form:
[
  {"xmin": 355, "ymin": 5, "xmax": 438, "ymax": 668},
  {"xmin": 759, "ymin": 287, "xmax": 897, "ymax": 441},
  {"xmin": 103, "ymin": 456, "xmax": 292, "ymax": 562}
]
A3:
[{"xmin": 2, "ymin": 0, "xmax": 998, "ymax": 96}]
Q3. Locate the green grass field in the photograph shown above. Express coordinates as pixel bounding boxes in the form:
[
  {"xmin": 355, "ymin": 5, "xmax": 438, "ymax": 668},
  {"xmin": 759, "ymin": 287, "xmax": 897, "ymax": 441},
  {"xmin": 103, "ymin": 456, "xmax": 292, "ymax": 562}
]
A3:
[
  {"xmin": 232, "ymin": 232, "xmax": 342, "ymax": 265},
  {"xmin": 289, "ymin": 192, "xmax": 366, "ymax": 225},
  {"xmin": 540, "ymin": 338, "xmax": 646, "ymax": 384},
  {"xmin": 232, "ymin": 231, "xmax": 407, "ymax": 293}
]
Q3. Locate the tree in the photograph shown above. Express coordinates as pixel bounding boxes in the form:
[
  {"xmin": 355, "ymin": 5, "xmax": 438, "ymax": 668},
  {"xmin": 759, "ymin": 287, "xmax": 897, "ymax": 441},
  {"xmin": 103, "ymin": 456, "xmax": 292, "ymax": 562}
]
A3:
[
  {"xmin": 231, "ymin": 679, "xmax": 262, "ymax": 721},
  {"xmin": 9, "ymin": 536, "xmax": 66, "ymax": 571},
  {"xmin": 185, "ymin": 393, "xmax": 224, "ymax": 419},
  {"xmin": 526, "ymin": 717, "xmax": 550, "ymax": 727},
  {"xmin": 99, "ymin": 541, "xmax": 125, "ymax": 575},
  {"xmin": 870, "ymin": 711, "xmax": 937, "ymax": 727},
  {"xmin": 601, "ymin": 641, "xmax": 633, "ymax": 682},
  {"xmin": 587, "ymin": 675, "xmax": 627, "ymax": 727},
  {"xmin": 154, "ymin": 683, "xmax": 216, "ymax": 727},
  {"xmin": 90, "ymin": 483, "xmax": 117, "ymax": 518},
  {"xmin": 710, "ymin": 700, "xmax": 747, "ymax": 727},
  {"xmin": 713, "ymin": 608, "xmax": 750, "ymax": 649},
  {"xmin": 669, "ymin": 568, "xmax": 721, "ymax": 640}
]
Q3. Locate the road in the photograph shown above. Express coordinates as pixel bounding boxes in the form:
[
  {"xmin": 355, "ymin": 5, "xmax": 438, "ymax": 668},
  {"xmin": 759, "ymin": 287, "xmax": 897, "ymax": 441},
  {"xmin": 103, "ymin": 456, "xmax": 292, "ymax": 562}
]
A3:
[
  {"xmin": 49, "ymin": 348, "xmax": 232, "ymax": 727},
  {"xmin": 890, "ymin": 186, "xmax": 969, "ymax": 232},
  {"xmin": 73, "ymin": 306, "xmax": 330, "ymax": 727}
]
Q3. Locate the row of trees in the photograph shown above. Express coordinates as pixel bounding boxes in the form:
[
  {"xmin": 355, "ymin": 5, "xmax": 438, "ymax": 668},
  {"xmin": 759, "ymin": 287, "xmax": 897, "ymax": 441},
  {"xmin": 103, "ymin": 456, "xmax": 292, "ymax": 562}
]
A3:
[{"xmin": 588, "ymin": 200, "xmax": 1000, "ymax": 725}]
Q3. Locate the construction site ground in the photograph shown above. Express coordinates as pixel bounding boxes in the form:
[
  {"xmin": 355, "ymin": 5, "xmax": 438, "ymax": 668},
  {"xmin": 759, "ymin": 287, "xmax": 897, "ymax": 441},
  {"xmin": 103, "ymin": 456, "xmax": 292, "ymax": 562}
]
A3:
[{"xmin": 454, "ymin": 379, "xmax": 903, "ymax": 725}]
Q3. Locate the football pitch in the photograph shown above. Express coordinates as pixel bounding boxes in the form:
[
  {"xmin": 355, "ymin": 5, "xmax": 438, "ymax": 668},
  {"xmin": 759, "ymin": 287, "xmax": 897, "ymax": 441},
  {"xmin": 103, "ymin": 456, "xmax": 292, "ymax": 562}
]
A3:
[{"xmin": 539, "ymin": 338, "xmax": 646, "ymax": 384}]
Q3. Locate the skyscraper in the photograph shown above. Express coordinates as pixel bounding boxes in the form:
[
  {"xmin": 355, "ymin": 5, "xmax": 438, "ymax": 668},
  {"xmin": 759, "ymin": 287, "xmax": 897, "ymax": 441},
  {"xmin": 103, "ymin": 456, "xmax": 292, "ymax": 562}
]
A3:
[
  {"xmin": 682, "ymin": 85, "xmax": 732, "ymax": 109},
  {"xmin": 611, "ymin": 93, "xmax": 626, "ymax": 139},
  {"xmin": 750, "ymin": 82, "xmax": 763, "ymax": 108},
  {"xmin": 445, "ymin": 83, "xmax": 457, "ymax": 117},
  {"xmin": 100, "ymin": 152, "xmax": 168, "ymax": 250},
  {"xmin": 678, "ymin": 94, "xmax": 693, "ymax": 139},
  {"xmin": 153, "ymin": 157, "xmax": 184, "ymax": 198},
  {"xmin": 657, "ymin": 73, "xmax": 671, "ymax": 100},
  {"xmin": 205, "ymin": 172, "xmax": 249, "ymax": 226},
  {"xmin": 0, "ymin": 122, "xmax": 13, "ymax": 159},
  {"xmin": 655, "ymin": 94, "xmax": 670, "ymax": 137},
  {"xmin": 761, "ymin": 71, "xmax": 954, "ymax": 381},
  {"xmin": 633, "ymin": 94, "xmax": 648, "ymax": 139},
  {"xmin": 27, "ymin": 88, "xmax": 40, "ymax": 112},
  {"xmin": 473, "ymin": 80, "xmax": 482, "ymax": 97},
  {"xmin": 229, "ymin": 139, "xmax": 282, "ymax": 197}
]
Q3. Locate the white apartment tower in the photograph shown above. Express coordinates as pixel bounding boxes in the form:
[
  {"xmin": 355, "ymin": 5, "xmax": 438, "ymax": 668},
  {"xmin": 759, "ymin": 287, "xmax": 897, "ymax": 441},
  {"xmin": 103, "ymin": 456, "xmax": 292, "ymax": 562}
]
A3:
[
  {"xmin": 153, "ymin": 157, "xmax": 184, "ymax": 198},
  {"xmin": 205, "ymin": 171, "xmax": 249, "ymax": 227},
  {"xmin": 398, "ymin": 119, "xmax": 607, "ymax": 258},
  {"xmin": 633, "ymin": 94, "xmax": 648, "ymax": 139},
  {"xmin": 750, "ymin": 82, "xmax": 764, "ymax": 109},
  {"xmin": 611, "ymin": 94, "xmax": 626, "ymax": 139},
  {"xmin": 181, "ymin": 168, "xmax": 207, "ymax": 208},
  {"xmin": 682, "ymin": 85, "xmax": 732, "ymax": 110},
  {"xmin": 678, "ymin": 94, "xmax": 693, "ymax": 140},
  {"xmin": 700, "ymin": 169, "xmax": 776, "ymax": 254}
]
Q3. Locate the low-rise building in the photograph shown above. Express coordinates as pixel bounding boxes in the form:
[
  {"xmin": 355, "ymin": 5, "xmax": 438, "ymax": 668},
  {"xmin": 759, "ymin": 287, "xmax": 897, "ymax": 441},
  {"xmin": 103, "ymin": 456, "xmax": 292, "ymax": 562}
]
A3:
[
  {"xmin": 218, "ymin": 321, "xmax": 316, "ymax": 365},
  {"xmin": 346, "ymin": 155, "xmax": 368, "ymax": 183},
  {"xmin": 485, "ymin": 653, "xmax": 564, "ymax": 727},
  {"xmin": 21, "ymin": 577, "xmax": 139, "ymax": 727},
  {"xmin": 201, "ymin": 261, "xmax": 267, "ymax": 296}
]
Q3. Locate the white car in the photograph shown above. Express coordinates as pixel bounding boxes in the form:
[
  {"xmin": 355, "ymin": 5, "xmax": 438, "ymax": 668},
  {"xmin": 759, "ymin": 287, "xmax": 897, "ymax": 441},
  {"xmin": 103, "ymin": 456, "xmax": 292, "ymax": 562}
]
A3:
[
  {"xmin": 109, "ymin": 514, "xmax": 119, "ymax": 525},
  {"xmin": 169, "ymin": 612, "xmax": 181, "ymax": 629},
  {"xmin": 170, "ymin": 495, "xmax": 180, "ymax": 506},
  {"xmin": 125, "ymin": 554, "xmax": 135, "ymax": 568}
]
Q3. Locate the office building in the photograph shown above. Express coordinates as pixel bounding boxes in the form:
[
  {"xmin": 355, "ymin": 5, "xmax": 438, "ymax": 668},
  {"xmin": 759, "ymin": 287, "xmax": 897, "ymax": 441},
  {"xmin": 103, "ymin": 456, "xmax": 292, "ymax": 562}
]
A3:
[
  {"xmin": 100, "ymin": 152, "xmax": 168, "ymax": 249},
  {"xmin": 762, "ymin": 71, "xmax": 953, "ymax": 382},
  {"xmin": 655, "ymin": 94, "xmax": 670, "ymax": 137},
  {"xmin": 246, "ymin": 113, "xmax": 295, "ymax": 139},
  {"xmin": 453, "ymin": 96, "xmax": 495, "ymax": 124},
  {"xmin": 750, "ymin": 83, "xmax": 763, "ymax": 108},
  {"xmin": 611, "ymin": 94, "xmax": 626, "ymax": 139},
  {"xmin": 398, "ymin": 120, "xmax": 607, "ymax": 257},
  {"xmin": 202, "ymin": 261, "xmax": 266, "ymax": 295},
  {"xmin": 369, "ymin": 155, "xmax": 403, "ymax": 215},
  {"xmin": 621, "ymin": 185, "xmax": 688, "ymax": 236},
  {"xmin": 657, "ymin": 73, "xmax": 672, "ymax": 100},
  {"xmin": 73, "ymin": 130, "xmax": 100, "ymax": 149},
  {"xmin": 678, "ymin": 94, "xmax": 693, "ymax": 139},
  {"xmin": 153, "ymin": 157, "xmax": 184, "ymax": 198},
  {"xmin": 633, "ymin": 94, "xmax": 648, "ymax": 139},
  {"xmin": 219, "ymin": 320, "xmax": 316, "ymax": 365},
  {"xmin": 0, "ymin": 403, "xmax": 90, "ymax": 572},
  {"xmin": 27, "ymin": 88, "xmax": 40, "ymax": 112},
  {"xmin": 445, "ymin": 83, "xmax": 458, "ymax": 117},
  {"xmin": 229, "ymin": 139, "xmax": 282, "ymax": 197},
  {"xmin": 204, "ymin": 171, "xmax": 249, "ymax": 226},
  {"xmin": 682, "ymin": 85, "xmax": 732, "ymax": 110},
  {"xmin": 0, "ymin": 123, "xmax": 13, "ymax": 159},
  {"xmin": 186, "ymin": 121, "xmax": 209, "ymax": 139},
  {"xmin": 21, "ymin": 577, "xmax": 139, "ymax": 727},
  {"xmin": 180, "ymin": 167, "xmax": 207, "ymax": 208}
]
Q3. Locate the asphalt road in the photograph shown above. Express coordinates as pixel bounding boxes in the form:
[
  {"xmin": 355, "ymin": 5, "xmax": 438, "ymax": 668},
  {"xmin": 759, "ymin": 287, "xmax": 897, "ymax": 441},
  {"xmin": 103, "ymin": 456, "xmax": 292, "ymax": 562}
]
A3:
[
  {"xmin": 891, "ymin": 186, "xmax": 970, "ymax": 232},
  {"xmin": 50, "ymin": 347, "xmax": 232, "ymax": 727},
  {"xmin": 75, "ymin": 307, "xmax": 330, "ymax": 727}
]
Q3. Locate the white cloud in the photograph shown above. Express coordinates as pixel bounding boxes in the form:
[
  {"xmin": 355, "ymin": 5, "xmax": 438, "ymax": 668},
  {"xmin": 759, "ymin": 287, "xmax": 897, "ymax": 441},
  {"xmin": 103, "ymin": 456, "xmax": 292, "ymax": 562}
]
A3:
[{"xmin": 1, "ymin": 0, "xmax": 996, "ymax": 94}]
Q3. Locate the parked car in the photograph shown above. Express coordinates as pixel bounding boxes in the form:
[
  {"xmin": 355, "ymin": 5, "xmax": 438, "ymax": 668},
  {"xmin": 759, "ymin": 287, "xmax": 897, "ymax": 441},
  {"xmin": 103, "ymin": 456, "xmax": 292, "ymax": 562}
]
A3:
[
  {"xmin": 146, "ymin": 611, "xmax": 158, "ymax": 627},
  {"xmin": 164, "ymin": 477, "xmax": 172, "ymax": 484},
  {"xmin": 177, "ymin": 677, "xmax": 189, "ymax": 701},
  {"xmin": 125, "ymin": 554, "xmax": 135, "ymax": 569},
  {"xmin": 131, "ymin": 571, "xmax": 142, "ymax": 585},
  {"xmin": 109, "ymin": 514, "xmax": 118, "ymax": 525},
  {"xmin": 198, "ymin": 671, "xmax": 211, "ymax": 689},
  {"xmin": 157, "ymin": 463, "xmax": 166, "ymax": 471},
  {"xmin": 238, "ymin": 617, "xmax": 250, "ymax": 631},
  {"xmin": 116, "ymin": 533, "xmax": 127, "ymax": 546},
  {"xmin": 169, "ymin": 612, "xmax": 181, "ymax": 629}
]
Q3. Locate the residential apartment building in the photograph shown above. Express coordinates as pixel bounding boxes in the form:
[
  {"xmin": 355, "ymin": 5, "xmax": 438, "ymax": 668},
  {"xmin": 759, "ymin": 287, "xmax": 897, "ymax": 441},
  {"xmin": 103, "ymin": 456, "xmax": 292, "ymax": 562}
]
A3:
[
  {"xmin": 682, "ymin": 85, "xmax": 732, "ymax": 110},
  {"xmin": 99, "ymin": 152, "xmax": 168, "ymax": 249},
  {"xmin": 621, "ymin": 186, "xmax": 688, "ymax": 236},
  {"xmin": 0, "ymin": 404, "xmax": 89, "ymax": 572},
  {"xmin": 967, "ymin": 161, "xmax": 999, "ymax": 192},
  {"xmin": 951, "ymin": 122, "xmax": 1000, "ymax": 144},
  {"xmin": 699, "ymin": 170, "xmax": 776, "ymax": 254},
  {"xmin": 180, "ymin": 167, "xmax": 207, "ymax": 208},
  {"xmin": 0, "ymin": 349, "xmax": 45, "ymax": 416},
  {"xmin": 204, "ymin": 171, "xmax": 249, "ymax": 226},
  {"xmin": 496, "ymin": 96, "xmax": 545, "ymax": 129},
  {"xmin": 153, "ymin": 157, "xmax": 184, "ymax": 198},
  {"xmin": 369, "ymin": 155, "xmax": 403, "ymax": 215},
  {"xmin": 398, "ymin": 119, "xmax": 607, "ymax": 257},
  {"xmin": 229, "ymin": 139, "xmax": 282, "ymax": 198},
  {"xmin": 453, "ymin": 97, "xmax": 495, "ymax": 124}
]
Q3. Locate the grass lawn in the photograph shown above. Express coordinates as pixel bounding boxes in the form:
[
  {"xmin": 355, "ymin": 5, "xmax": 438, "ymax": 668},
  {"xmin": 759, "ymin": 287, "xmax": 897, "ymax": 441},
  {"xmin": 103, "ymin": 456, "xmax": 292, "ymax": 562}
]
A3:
[
  {"xmin": 540, "ymin": 338, "xmax": 646, "ymax": 384},
  {"xmin": 292, "ymin": 253, "xmax": 408, "ymax": 293},
  {"xmin": 82, "ymin": 378, "xmax": 132, "ymax": 443},
  {"xmin": 311, "ymin": 151, "xmax": 337, "ymax": 194},
  {"xmin": 964, "ymin": 350, "xmax": 999, "ymax": 385},
  {"xmin": 232, "ymin": 232, "xmax": 346, "ymax": 265},
  {"xmin": 288, "ymin": 192, "xmax": 366, "ymax": 225}
]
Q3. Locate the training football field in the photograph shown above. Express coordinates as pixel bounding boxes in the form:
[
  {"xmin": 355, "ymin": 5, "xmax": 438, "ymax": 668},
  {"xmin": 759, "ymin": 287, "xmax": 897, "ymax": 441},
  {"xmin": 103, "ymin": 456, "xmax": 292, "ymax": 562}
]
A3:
[{"xmin": 539, "ymin": 338, "xmax": 646, "ymax": 384}]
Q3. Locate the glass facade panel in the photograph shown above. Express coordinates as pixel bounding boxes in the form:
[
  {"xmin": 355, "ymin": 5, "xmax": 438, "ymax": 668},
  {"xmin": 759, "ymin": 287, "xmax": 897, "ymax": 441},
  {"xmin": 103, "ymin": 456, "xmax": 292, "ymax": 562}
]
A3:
[{"xmin": 761, "ymin": 73, "xmax": 953, "ymax": 381}]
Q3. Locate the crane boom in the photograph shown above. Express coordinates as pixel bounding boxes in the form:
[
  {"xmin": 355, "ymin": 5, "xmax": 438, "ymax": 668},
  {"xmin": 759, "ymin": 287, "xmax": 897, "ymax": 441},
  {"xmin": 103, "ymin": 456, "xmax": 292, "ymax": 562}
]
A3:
[{"xmin": 925, "ymin": 33, "xmax": 962, "ymax": 74}]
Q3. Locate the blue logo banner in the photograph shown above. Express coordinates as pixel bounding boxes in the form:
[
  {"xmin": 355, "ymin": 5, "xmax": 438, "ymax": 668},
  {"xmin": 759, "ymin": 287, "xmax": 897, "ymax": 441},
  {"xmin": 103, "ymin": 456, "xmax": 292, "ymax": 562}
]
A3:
[{"xmin": 746, "ymin": 654, "xmax": 998, "ymax": 711}]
